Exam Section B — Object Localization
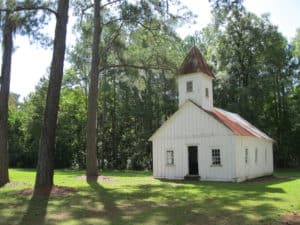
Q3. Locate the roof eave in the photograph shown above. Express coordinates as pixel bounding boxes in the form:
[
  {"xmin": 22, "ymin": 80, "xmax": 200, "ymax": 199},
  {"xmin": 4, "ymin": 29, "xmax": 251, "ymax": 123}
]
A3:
[{"xmin": 176, "ymin": 71, "xmax": 215, "ymax": 79}]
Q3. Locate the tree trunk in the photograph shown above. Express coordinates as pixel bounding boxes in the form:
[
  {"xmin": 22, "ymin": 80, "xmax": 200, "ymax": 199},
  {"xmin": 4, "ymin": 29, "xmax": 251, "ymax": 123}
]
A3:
[
  {"xmin": 86, "ymin": 0, "xmax": 101, "ymax": 178},
  {"xmin": 35, "ymin": 0, "xmax": 69, "ymax": 188},
  {"xmin": 111, "ymin": 73, "xmax": 117, "ymax": 167},
  {"xmin": 0, "ymin": 12, "xmax": 13, "ymax": 187}
]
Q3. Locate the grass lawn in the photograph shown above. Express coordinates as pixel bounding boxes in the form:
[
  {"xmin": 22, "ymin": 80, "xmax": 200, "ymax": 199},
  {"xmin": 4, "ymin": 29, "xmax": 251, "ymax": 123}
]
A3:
[{"xmin": 0, "ymin": 169, "xmax": 299, "ymax": 225}]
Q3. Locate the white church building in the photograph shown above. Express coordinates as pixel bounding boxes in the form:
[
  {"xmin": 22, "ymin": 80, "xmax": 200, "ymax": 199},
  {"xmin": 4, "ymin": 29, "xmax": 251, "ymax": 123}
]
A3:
[{"xmin": 149, "ymin": 47, "xmax": 274, "ymax": 182}]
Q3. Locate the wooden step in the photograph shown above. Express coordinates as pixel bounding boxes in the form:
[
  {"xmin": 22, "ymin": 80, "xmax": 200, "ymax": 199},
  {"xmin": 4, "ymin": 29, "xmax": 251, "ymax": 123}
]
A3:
[{"xmin": 184, "ymin": 175, "xmax": 200, "ymax": 181}]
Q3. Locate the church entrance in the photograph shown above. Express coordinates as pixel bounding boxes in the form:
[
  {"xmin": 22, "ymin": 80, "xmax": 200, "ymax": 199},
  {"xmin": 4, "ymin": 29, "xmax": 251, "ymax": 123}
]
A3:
[{"xmin": 188, "ymin": 146, "xmax": 199, "ymax": 175}]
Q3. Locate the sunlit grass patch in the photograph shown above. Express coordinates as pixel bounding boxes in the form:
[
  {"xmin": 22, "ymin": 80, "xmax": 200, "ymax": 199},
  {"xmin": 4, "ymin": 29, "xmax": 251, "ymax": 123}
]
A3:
[{"xmin": 0, "ymin": 168, "xmax": 299, "ymax": 225}]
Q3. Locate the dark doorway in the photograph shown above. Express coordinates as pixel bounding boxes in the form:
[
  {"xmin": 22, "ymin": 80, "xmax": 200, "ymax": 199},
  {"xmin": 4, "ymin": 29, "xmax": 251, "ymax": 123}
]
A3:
[{"xmin": 188, "ymin": 146, "xmax": 199, "ymax": 175}]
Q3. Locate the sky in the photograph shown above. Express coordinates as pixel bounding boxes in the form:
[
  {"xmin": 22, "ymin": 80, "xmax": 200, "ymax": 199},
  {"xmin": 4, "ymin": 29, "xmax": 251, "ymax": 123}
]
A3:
[{"xmin": 7, "ymin": 0, "xmax": 300, "ymax": 99}]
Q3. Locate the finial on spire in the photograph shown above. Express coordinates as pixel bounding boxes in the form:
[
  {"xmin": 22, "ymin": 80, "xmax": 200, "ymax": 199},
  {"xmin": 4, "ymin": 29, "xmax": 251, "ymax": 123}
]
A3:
[{"xmin": 192, "ymin": 36, "xmax": 196, "ymax": 47}]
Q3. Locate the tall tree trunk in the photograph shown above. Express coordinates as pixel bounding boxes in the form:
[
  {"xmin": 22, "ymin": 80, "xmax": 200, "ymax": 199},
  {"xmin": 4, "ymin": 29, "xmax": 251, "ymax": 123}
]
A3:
[
  {"xmin": 35, "ymin": 0, "xmax": 69, "ymax": 188},
  {"xmin": 111, "ymin": 73, "xmax": 117, "ymax": 167},
  {"xmin": 86, "ymin": 0, "xmax": 101, "ymax": 178},
  {"xmin": 0, "ymin": 12, "xmax": 13, "ymax": 187}
]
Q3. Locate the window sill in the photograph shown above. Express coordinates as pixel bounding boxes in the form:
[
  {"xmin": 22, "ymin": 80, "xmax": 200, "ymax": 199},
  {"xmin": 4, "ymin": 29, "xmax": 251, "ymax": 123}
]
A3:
[
  {"xmin": 166, "ymin": 164, "xmax": 175, "ymax": 167},
  {"xmin": 210, "ymin": 164, "xmax": 222, "ymax": 167}
]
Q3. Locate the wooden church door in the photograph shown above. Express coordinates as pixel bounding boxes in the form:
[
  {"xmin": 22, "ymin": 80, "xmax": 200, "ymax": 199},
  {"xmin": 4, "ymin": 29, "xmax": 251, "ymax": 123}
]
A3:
[{"xmin": 188, "ymin": 146, "xmax": 199, "ymax": 175}]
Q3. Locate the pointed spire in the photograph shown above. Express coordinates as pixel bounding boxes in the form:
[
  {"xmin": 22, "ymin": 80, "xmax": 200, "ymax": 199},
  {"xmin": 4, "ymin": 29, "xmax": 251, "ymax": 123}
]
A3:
[{"xmin": 178, "ymin": 47, "xmax": 214, "ymax": 78}]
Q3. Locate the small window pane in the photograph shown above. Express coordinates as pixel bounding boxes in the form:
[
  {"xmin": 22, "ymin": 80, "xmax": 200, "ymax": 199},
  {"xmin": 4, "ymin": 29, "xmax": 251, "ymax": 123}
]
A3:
[
  {"xmin": 167, "ymin": 150, "xmax": 174, "ymax": 165},
  {"xmin": 255, "ymin": 148, "xmax": 258, "ymax": 163},
  {"xmin": 186, "ymin": 81, "xmax": 193, "ymax": 92},
  {"xmin": 245, "ymin": 148, "xmax": 248, "ymax": 164},
  {"xmin": 212, "ymin": 149, "xmax": 221, "ymax": 166},
  {"xmin": 205, "ymin": 88, "xmax": 209, "ymax": 97}
]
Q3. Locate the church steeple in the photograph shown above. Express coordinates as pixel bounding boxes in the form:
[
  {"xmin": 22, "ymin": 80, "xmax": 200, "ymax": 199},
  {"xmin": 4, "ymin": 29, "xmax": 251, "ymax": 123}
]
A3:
[
  {"xmin": 177, "ymin": 47, "xmax": 214, "ymax": 111},
  {"xmin": 179, "ymin": 46, "xmax": 214, "ymax": 78}
]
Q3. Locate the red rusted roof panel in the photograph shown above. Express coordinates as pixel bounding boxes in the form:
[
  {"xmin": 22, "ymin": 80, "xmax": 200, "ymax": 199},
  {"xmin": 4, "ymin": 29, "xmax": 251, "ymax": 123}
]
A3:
[
  {"xmin": 211, "ymin": 108, "xmax": 273, "ymax": 141},
  {"xmin": 190, "ymin": 100, "xmax": 273, "ymax": 141},
  {"xmin": 210, "ymin": 109, "xmax": 254, "ymax": 136}
]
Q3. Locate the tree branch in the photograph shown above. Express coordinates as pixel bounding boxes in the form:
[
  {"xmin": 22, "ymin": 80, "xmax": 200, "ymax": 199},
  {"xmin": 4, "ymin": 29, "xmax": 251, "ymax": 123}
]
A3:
[
  {"xmin": 103, "ymin": 22, "xmax": 124, "ymax": 53},
  {"xmin": 0, "ymin": 6, "xmax": 57, "ymax": 17},
  {"xmin": 81, "ymin": 4, "xmax": 93, "ymax": 13},
  {"xmin": 136, "ymin": 21, "xmax": 160, "ymax": 38},
  {"xmin": 102, "ymin": 17, "xmax": 123, "ymax": 26},
  {"xmin": 15, "ymin": 6, "xmax": 57, "ymax": 16},
  {"xmin": 100, "ymin": 0, "xmax": 122, "ymax": 9},
  {"xmin": 78, "ymin": 0, "xmax": 122, "ymax": 19},
  {"xmin": 100, "ymin": 64, "xmax": 175, "ymax": 72}
]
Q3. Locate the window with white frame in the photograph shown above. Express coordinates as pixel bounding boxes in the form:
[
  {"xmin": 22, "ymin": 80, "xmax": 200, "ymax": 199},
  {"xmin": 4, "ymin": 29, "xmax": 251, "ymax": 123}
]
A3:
[
  {"xmin": 166, "ymin": 150, "xmax": 174, "ymax": 165},
  {"xmin": 186, "ymin": 81, "xmax": 193, "ymax": 92},
  {"xmin": 255, "ymin": 148, "xmax": 258, "ymax": 163},
  {"xmin": 245, "ymin": 148, "xmax": 248, "ymax": 164},
  {"xmin": 205, "ymin": 88, "xmax": 209, "ymax": 97},
  {"xmin": 212, "ymin": 149, "xmax": 221, "ymax": 166},
  {"xmin": 265, "ymin": 148, "xmax": 267, "ymax": 163}
]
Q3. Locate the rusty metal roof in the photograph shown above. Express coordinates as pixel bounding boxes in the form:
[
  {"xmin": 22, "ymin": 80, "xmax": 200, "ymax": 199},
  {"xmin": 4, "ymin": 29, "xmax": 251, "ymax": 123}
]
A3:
[
  {"xmin": 178, "ymin": 46, "xmax": 214, "ymax": 78},
  {"xmin": 189, "ymin": 100, "xmax": 273, "ymax": 141},
  {"xmin": 149, "ymin": 100, "xmax": 274, "ymax": 142},
  {"xmin": 211, "ymin": 108, "xmax": 273, "ymax": 141}
]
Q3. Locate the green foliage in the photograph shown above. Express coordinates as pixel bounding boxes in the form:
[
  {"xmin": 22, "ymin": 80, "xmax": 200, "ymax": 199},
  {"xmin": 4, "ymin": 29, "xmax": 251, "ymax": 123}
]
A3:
[
  {"xmin": 8, "ymin": 94, "xmax": 26, "ymax": 167},
  {"xmin": 0, "ymin": 0, "xmax": 53, "ymax": 46},
  {"xmin": 95, "ymin": 26, "xmax": 181, "ymax": 169},
  {"xmin": 8, "ymin": 78, "xmax": 48, "ymax": 167},
  {"xmin": 292, "ymin": 29, "xmax": 300, "ymax": 58},
  {"xmin": 194, "ymin": 2, "xmax": 300, "ymax": 167},
  {"xmin": 66, "ymin": 0, "xmax": 190, "ymax": 169},
  {"xmin": 8, "ymin": 73, "xmax": 88, "ymax": 169},
  {"xmin": 56, "ymin": 69, "xmax": 87, "ymax": 168},
  {"xmin": 6, "ymin": 1, "xmax": 300, "ymax": 169}
]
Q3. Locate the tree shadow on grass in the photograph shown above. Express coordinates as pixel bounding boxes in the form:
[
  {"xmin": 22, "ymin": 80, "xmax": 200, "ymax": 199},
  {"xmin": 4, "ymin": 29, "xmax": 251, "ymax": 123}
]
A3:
[
  {"xmin": 1, "ymin": 172, "xmax": 296, "ymax": 225},
  {"xmin": 112, "ymin": 183, "xmax": 282, "ymax": 225},
  {"xmin": 65, "ymin": 178, "xmax": 282, "ymax": 225},
  {"xmin": 158, "ymin": 177, "xmax": 289, "ymax": 194},
  {"xmin": 19, "ymin": 187, "xmax": 51, "ymax": 225},
  {"xmin": 101, "ymin": 170, "xmax": 151, "ymax": 177},
  {"xmin": 87, "ymin": 178, "xmax": 123, "ymax": 225}
]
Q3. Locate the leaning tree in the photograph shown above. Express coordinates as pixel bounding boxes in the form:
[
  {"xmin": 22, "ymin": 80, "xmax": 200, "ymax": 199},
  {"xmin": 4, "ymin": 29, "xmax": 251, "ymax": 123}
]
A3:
[
  {"xmin": 0, "ymin": 0, "xmax": 52, "ymax": 187},
  {"xmin": 35, "ymin": 0, "xmax": 69, "ymax": 189}
]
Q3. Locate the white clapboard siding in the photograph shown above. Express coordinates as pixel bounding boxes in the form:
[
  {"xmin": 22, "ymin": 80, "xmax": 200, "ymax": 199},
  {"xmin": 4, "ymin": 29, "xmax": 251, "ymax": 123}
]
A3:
[
  {"xmin": 178, "ymin": 72, "xmax": 213, "ymax": 111},
  {"xmin": 151, "ymin": 101, "xmax": 274, "ymax": 182},
  {"xmin": 151, "ymin": 48, "xmax": 274, "ymax": 182},
  {"xmin": 152, "ymin": 101, "xmax": 237, "ymax": 181},
  {"xmin": 235, "ymin": 136, "xmax": 273, "ymax": 182}
]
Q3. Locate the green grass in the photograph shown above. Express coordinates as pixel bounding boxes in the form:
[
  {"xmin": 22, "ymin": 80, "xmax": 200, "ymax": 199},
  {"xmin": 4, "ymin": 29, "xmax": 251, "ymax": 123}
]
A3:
[{"xmin": 0, "ymin": 169, "xmax": 299, "ymax": 225}]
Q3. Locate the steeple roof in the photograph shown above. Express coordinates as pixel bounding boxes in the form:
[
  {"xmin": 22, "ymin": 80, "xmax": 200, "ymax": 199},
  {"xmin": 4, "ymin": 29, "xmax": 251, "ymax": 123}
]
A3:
[{"xmin": 178, "ymin": 46, "xmax": 214, "ymax": 78}]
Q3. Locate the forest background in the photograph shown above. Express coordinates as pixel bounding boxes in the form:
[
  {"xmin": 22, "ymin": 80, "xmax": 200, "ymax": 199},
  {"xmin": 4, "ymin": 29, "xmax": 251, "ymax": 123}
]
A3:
[{"xmin": 4, "ymin": 0, "xmax": 300, "ymax": 170}]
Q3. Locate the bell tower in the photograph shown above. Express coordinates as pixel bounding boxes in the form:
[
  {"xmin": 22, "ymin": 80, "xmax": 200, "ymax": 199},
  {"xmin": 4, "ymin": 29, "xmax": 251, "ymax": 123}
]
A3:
[{"xmin": 177, "ymin": 47, "xmax": 214, "ymax": 111}]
